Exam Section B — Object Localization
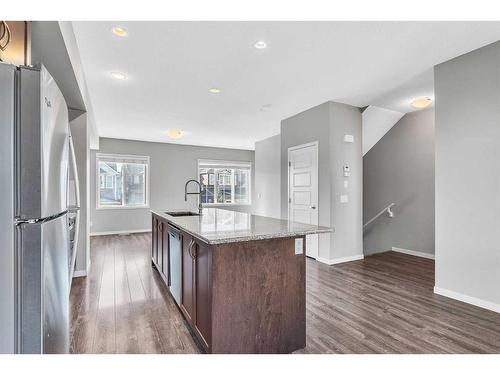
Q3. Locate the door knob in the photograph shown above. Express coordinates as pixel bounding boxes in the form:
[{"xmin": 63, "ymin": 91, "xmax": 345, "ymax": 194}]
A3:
[{"xmin": 310, "ymin": 205, "xmax": 317, "ymax": 209}]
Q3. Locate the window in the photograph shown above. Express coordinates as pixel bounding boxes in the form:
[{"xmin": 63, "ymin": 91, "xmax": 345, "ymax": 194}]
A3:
[
  {"xmin": 198, "ymin": 159, "xmax": 251, "ymax": 205},
  {"xmin": 100, "ymin": 174, "xmax": 114, "ymax": 189},
  {"xmin": 96, "ymin": 153, "xmax": 150, "ymax": 209}
]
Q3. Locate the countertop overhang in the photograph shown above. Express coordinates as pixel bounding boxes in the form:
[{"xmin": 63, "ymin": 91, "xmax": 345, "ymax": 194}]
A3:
[{"xmin": 151, "ymin": 208, "xmax": 332, "ymax": 245}]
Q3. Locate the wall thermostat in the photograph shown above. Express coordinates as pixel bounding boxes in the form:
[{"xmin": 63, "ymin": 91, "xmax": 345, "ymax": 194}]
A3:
[{"xmin": 343, "ymin": 165, "xmax": 351, "ymax": 177}]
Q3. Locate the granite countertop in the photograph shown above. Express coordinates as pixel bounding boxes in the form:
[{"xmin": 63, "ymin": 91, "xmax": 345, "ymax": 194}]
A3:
[{"xmin": 151, "ymin": 208, "xmax": 332, "ymax": 245}]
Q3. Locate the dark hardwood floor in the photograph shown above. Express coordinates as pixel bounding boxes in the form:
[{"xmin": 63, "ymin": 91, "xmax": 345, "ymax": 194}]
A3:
[
  {"xmin": 70, "ymin": 233, "xmax": 500, "ymax": 354},
  {"xmin": 69, "ymin": 233, "xmax": 199, "ymax": 354}
]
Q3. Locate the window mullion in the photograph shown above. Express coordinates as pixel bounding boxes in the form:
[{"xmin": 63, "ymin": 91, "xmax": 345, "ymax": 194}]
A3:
[
  {"xmin": 144, "ymin": 164, "xmax": 148, "ymax": 206},
  {"xmin": 214, "ymin": 168, "xmax": 219, "ymax": 204},
  {"xmin": 231, "ymin": 169, "xmax": 235, "ymax": 204},
  {"xmin": 121, "ymin": 164, "xmax": 125, "ymax": 207}
]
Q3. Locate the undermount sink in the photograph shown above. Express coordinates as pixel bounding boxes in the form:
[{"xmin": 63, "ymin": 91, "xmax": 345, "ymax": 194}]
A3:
[{"xmin": 165, "ymin": 211, "xmax": 200, "ymax": 217}]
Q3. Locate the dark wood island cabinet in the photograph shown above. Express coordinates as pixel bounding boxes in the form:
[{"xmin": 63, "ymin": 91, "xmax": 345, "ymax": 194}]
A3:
[{"xmin": 151, "ymin": 208, "xmax": 331, "ymax": 353}]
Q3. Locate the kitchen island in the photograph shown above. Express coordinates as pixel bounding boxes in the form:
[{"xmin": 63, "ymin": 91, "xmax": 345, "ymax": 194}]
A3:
[{"xmin": 150, "ymin": 208, "xmax": 331, "ymax": 354}]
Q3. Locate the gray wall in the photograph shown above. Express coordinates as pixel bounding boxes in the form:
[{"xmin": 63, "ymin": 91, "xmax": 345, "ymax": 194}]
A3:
[
  {"xmin": 254, "ymin": 135, "xmax": 281, "ymax": 219},
  {"xmin": 363, "ymin": 109, "xmax": 435, "ymax": 256},
  {"xmin": 90, "ymin": 138, "xmax": 254, "ymax": 234},
  {"xmin": 329, "ymin": 102, "xmax": 364, "ymax": 259},
  {"xmin": 434, "ymin": 41, "xmax": 500, "ymax": 307},
  {"xmin": 69, "ymin": 111, "xmax": 90, "ymax": 275},
  {"xmin": 280, "ymin": 101, "xmax": 363, "ymax": 261},
  {"xmin": 31, "ymin": 22, "xmax": 86, "ymax": 115},
  {"xmin": 281, "ymin": 103, "xmax": 332, "ymax": 259}
]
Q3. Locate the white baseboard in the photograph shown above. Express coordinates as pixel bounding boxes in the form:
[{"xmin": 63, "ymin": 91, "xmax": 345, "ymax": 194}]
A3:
[
  {"xmin": 73, "ymin": 259, "xmax": 91, "ymax": 278},
  {"xmin": 73, "ymin": 269, "xmax": 87, "ymax": 278},
  {"xmin": 90, "ymin": 229, "xmax": 151, "ymax": 236},
  {"xmin": 316, "ymin": 254, "xmax": 364, "ymax": 265},
  {"xmin": 392, "ymin": 246, "xmax": 435, "ymax": 260},
  {"xmin": 434, "ymin": 286, "xmax": 500, "ymax": 314}
]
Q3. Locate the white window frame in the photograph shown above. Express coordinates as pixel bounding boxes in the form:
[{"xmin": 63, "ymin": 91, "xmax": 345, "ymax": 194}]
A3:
[
  {"xmin": 197, "ymin": 159, "xmax": 252, "ymax": 206},
  {"xmin": 101, "ymin": 174, "xmax": 114, "ymax": 189},
  {"xmin": 96, "ymin": 153, "xmax": 150, "ymax": 210}
]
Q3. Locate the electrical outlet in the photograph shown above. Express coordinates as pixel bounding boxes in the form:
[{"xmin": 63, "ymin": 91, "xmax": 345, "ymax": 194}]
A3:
[
  {"xmin": 340, "ymin": 194, "xmax": 349, "ymax": 203},
  {"xmin": 295, "ymin": 238, "xmax": 303, "ymax": 255}
]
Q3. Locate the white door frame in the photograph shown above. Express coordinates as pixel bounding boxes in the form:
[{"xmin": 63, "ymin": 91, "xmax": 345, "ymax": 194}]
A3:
[
  {"xmin": 287, "ymin": 140, "xmax": 319, "ymax": 220},
  {"xmin": 287, "ymin": 141, "xmax": 319, "ymax": 258}
]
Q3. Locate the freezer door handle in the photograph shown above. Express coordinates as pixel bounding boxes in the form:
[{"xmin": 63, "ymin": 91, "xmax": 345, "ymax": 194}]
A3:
[{"xmin": 14, "ymin": 211, "xmax": 68, "ymax": 226}]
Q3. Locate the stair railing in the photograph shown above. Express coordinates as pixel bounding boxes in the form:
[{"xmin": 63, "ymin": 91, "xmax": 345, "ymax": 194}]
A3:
[{"xmin": 363, "ymin": 203, "xmax": 395, "ymax": 229}]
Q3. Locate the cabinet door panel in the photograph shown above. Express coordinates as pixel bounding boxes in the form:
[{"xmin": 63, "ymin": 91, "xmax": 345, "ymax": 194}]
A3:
[
  {"xmin": 181, "ymin": 233, "xmax": 195, "ymax": 322},
  {"xmin": 194, "ymin": 240, "xmax": 211, "ymax": 349},
  {"xmin": 157, "ymin": 221, "xmax": 163, "ymax": 273},
  {"xmin": 152, "ymin": 216, "xmax": 157, "ymax": 263}
]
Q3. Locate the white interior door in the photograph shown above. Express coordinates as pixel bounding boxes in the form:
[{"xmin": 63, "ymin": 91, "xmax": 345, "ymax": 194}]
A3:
[{"xmin": 288, "ymin": 142, "xmax": 319, "ymax": 259}]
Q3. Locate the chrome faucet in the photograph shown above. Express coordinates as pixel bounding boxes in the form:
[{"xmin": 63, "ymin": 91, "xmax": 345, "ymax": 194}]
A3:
[{"xmin": 184, "ymin": 179, "xmax": 203, "ymax": 215}]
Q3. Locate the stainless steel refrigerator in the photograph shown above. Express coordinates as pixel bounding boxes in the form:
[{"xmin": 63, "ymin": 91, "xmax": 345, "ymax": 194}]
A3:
[{"xmin": 0, "ymin": 62, "xmax": 75, "ymax": 354}]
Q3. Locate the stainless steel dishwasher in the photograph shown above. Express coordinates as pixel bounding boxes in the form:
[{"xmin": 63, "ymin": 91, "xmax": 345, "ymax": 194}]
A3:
[{"xmin": 168, "ymin": 225, "xmax": 182, "ymax": 305}]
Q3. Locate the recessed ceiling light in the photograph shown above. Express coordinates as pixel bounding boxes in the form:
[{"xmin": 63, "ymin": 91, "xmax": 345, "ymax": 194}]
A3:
[
  {"xmin": 109, "ymin": 71, "xmax": 127, "ymax": 80},
  {"xmin": 254, "ymin": 40, "xmax": 267, "ymax": 49},
  {"xmin": 209, "ymin": 88, "xmax": 221, "ymax": 94},
  {"xmin": 111, "ymin": 27, "xmax": 127, "ymax": 37},
  {"xmin": 411, "ymin": 97, "xmax": 432, "ymax": 109},
  {"xmin": 167, "ymin": 129, "xmax": 183, "ymax": 140}
]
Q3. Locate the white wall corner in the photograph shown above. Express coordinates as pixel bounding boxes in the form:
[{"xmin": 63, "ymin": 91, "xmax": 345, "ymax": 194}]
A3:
[
  {"xmin": 316, "ymin": 254, "xmax": 364, "ymax": 266},
  {"xmin": 391, "ymin": 247, "xmax": 435, "ymax": 259},
  {"xmin": 434, "ymin": 286, "xmax": 500, "ymax": 314}
]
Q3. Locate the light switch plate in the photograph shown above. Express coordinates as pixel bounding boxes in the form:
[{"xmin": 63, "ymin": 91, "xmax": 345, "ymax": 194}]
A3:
[
  {"xmin": 343, "ymin": 134, "xmax": 354, "ymax": 143},
  {"xmin": 340, "ymin": 194, "xmax": 349, "ymax": 203},
  {"xmin": 295, "ymin": 238, "xmax": 304, "ymax": 255}
]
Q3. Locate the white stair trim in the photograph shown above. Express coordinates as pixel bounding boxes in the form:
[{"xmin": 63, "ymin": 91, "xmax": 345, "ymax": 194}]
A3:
[
  {"xmin": 392, "ymin": 246, "xmax": 435, "ymax": 259},
  {"xmin": 434, "ymin": 286, "xmax": 500, "ymax": 314}
]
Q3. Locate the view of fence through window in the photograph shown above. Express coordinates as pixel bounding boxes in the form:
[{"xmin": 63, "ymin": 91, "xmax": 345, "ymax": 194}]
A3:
[
  {"xmin": 97, "ymin": 154, "xmax": 149, "ymax": 208},
  {"xmin": 199, "ymin": 161, "xmax": 251, "ymax": 205}
]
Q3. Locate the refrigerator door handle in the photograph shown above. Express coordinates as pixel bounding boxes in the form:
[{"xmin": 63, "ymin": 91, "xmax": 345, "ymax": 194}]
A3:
[
  {"xmin": 68, "ymin": 132, "xmax": 80, "ymax": 284},
  {"xmin": 14, "ymin": 211, "xmax": 68, "ymax": 226}
]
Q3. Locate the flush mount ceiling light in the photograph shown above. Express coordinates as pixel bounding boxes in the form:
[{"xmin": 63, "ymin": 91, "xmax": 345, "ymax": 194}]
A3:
[
  {"xmin": 411, "ymin": 97, "xmax": 432, "ymax": 109},
  {"xmin": 167, "ymin": 129, "xmax": 183, "ymax": 140},
  {"xmin": 254, "ymin": 40, "xmax": 267, "ymax": 49},
  {"xmin": 109, "ymin": 71, "xmax": 127, "ymax": 80},
  {"xmin": 111, "ymin": 27, "xmax": 127, "ymax": 37},
  {"xmin": 209, "ymin": 88, "xmax": 221, "ymax": 94}
]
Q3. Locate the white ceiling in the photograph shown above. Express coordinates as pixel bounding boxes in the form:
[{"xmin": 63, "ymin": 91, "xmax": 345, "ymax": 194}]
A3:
[{"xmin": 72, "ymin": 21, "xmax": 500, "ymax": 150}]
